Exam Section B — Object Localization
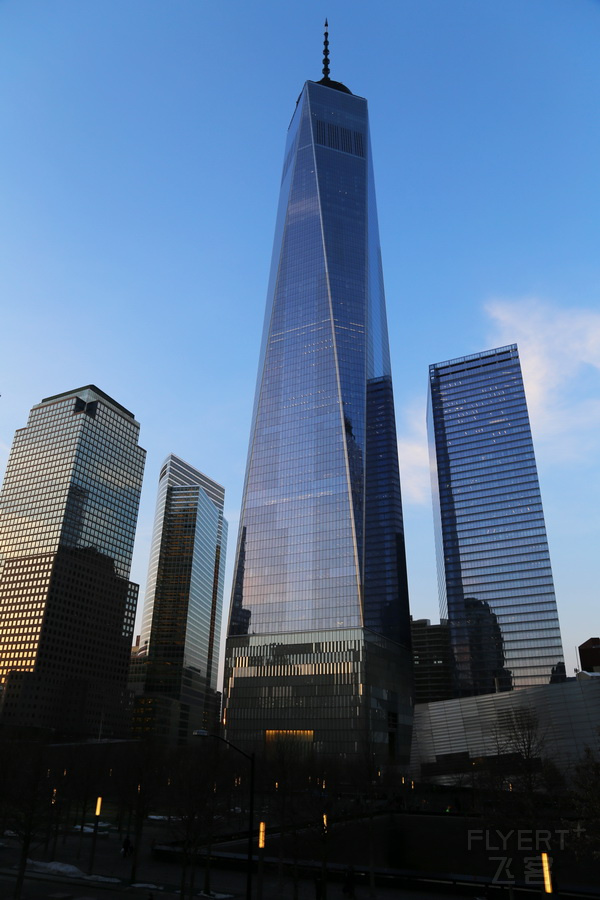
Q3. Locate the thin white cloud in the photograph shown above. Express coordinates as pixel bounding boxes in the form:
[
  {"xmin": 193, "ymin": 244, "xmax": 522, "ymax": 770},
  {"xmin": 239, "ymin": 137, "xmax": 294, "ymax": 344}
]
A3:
[
  {"xmin": 397, "ymin": 296, "xmax": 600, "ymax": 507},
  {"xmin": 398, "ymin": 401, "xmax": 431, "ymax": 505},
  {"xmin": 485, "ymin": 297, "xmax": 600, "ymax": 461}
]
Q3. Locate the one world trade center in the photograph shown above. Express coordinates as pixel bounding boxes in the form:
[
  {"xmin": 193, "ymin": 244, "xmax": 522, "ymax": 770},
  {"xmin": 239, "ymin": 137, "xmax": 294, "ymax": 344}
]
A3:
[{"xmin": 223, "ymin": 33, "xmax": 413, "ymax": 762}]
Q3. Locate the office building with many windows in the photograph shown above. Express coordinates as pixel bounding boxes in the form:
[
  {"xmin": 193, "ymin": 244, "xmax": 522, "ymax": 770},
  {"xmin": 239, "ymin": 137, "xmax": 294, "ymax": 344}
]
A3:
[
  {"xmin": 411, "ymin": 618, "xmax": 454, "ymax": 705},
  {"xmin": 428, "ymin": 345, "xmax": 564, "ymax": 697},
  {"xmin": 0, "ymin": 386, "xmax": 145, "ymax": 736},
  {"xmin": 223, "ymin": 42, "xmax": 413, "ymax": 762},
  {"xmin": 131, "ymin": 455, "xmax": 227, "ymax": 743}
]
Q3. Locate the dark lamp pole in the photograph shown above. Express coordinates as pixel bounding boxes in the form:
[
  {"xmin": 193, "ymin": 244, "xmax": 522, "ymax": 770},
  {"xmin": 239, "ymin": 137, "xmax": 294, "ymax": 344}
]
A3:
[{"xmin": 88, "ymin": 795, "xmax": 102, "ymax": 875}]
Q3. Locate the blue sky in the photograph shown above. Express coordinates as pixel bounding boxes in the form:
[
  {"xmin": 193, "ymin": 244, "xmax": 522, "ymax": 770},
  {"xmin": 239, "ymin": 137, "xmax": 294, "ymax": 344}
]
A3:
[{"xmin": 1, "ymin": 0, "xmax": 599, "ymax": 678}]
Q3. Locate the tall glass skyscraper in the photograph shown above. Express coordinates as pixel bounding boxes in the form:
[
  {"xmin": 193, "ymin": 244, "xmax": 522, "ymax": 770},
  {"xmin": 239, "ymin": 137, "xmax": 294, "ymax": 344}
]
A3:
[
  {"xmin": 0, "ymin": 386, "xmax": 146, "ymax": 736},
  {"xmin": 223, "ymin": 52, "xmax": 412, "ymax": 762},
  {"xmin": 131, "ymin": 455, "xmax": 227, "ymax": 742},
  {"xmin": 428, "ymin": 345, "xmax": 565, "ymax": 696}
]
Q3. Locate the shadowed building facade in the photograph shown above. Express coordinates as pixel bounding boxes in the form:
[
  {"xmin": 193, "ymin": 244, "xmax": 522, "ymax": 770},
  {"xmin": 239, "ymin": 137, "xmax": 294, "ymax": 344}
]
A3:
[
  {"xmin": 0, "ymin": 386, "xmax": 145, "ymax": 737},
  {"xmin": 428, "ymin": 345, "xmax": 564, "ymax": 697},
  {"xmin": 410, "ymin": 675, "xmax": 600, "ymax": 784},
  {"xmin": 578, "ymin": 637, "xmax": 600, "ymax": 674},
  {"xmin": 131, "ymin": 455, "xmax": 227, "ymax": 743},
  {"xmin": 411, "ymin": 618, "xmax": 453, "ymax": 705},
  {"xmin": 223, "ymin": 43, "xmax": 413, "ymax": 762}
]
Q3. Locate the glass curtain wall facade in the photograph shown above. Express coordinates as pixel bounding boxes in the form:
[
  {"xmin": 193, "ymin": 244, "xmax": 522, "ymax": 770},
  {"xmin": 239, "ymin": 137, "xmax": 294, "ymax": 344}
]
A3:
[
  {"xmin": 131, "ymin": 455, "xmax": 227, "ymax": 743},
  {"xmin": 0, "ymin": 386, "xmax": 145, "ymax": 736},
  {"xmin": 428, "ymin": 345, "xmax": 565, "ymax": 697},
  {"xmin": 223, "ymin": 75, "xmax": 412, "ymax": 762}
]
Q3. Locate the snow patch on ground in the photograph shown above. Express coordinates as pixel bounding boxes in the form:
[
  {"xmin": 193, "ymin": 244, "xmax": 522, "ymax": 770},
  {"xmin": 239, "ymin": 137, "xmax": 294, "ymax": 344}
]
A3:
[
  {"xmin": 26, "ymin": 859, "xmax": 120, "ymax": 882},
  {"xmin": 131, "ymin": 886, "xmax": 231, "ymax": 898},
  {"xmin": 200, "ymin": 894, "xmax": 235, "ymax": 899},
  {"xmin": 192, "ymin": 893, "xmax": 234, "ymax": 899},
  {"xmin": 172, "ymin": 892, "xmax": 233, "ymax": 898}
]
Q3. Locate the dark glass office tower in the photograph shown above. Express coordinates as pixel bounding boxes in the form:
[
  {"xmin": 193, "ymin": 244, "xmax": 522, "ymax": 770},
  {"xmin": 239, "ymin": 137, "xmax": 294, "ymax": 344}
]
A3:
[
  {"xmin": 0, "ymin": 386, "xmax": 146, "ymax": 737},
  {"xmin": 428, "ymin": 345, "xmax": 565, "ymax": 696},
  {"xmin": 223, "ymin": 58, "xmax": 412, "ymax": 762},
  {"xmin": 131, "ymin": 455, "xmax": 227, "ymax": 743},
  {"xmin": 411, "ymin": 618, "xmax": 453, "ymax": 705}
]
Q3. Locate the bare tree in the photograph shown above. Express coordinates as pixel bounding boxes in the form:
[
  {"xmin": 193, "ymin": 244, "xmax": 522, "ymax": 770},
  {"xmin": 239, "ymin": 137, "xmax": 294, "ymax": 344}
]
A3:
[
  {"xmin": 114, "ymin": 739, "xmax": 167, "ymax": 884},
  {"xmin": 571, "ymin": 739, "xmax": 600, "ymax": 861},
  {"xmin": 166, "ymin": 741, "xmax": 228, "ymax": 900},
  {"xmin": 0, "ymin": 739, "xmax": 55, "ymax": 900}
]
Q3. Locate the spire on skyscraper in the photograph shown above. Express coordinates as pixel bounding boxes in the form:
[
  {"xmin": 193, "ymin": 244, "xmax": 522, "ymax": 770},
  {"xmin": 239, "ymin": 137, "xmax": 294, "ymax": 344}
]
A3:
[
  {"xmin": 317, "ymin": 19, "xmax": 352, "ymax": 94},
  {"xmin": 322, "ymin": 19, "xmax": 330, "ymax": 82}
]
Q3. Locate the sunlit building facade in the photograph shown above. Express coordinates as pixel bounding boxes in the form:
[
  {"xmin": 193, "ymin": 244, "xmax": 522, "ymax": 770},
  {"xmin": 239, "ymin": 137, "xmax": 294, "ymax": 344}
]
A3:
[
  {"xmin": 0, "ymin": 386, "xmax": 145, "ymax": 736},
  {"xmin": 223, "ymin": 58, "xmax": 413, "ymax": 762},
  {"xmin": 131, "ymin": 455, "xmax": 227, "ymax": 743},
  {"xmin": 428, "ymin": 345, "xmax": 565, "ymax": 696}
]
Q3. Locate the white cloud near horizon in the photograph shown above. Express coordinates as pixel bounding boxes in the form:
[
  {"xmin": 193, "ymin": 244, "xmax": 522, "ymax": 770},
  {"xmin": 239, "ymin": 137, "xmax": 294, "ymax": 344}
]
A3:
[
  {"xmin": 398, "ymin": 401, "xmax": 431, "ymax": 505},
  {"xmin": 398, "ymin": 296, "xmax": 600, "ymax": 506},
  {"xmin": 485, "ymin": 297, "xmax": 600, "ymax": 461}
]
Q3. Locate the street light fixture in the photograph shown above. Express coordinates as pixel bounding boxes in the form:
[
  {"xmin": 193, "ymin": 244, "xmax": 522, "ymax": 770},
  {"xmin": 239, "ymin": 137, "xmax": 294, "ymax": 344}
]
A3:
[
  {"xmin": 88, "ymin": 796, "xmax": 102, "ymax": 875},
  {"xmin": 257, "ymin": 821, "xmax": 266, "ymax": 900}
]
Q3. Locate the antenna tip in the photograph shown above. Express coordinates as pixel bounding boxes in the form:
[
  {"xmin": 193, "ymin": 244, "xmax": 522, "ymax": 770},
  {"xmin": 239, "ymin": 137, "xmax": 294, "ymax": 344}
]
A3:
[{"xmin": 321, "ymin": 18, "xmax": 331, "ymax": 82}]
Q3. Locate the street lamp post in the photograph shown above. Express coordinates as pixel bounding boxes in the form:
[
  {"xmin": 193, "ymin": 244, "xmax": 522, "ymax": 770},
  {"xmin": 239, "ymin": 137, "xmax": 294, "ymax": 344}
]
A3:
[
  {"xmin": 196, "ymin": 732, "xmax": 255, "ymax": 900},
  {"xmin": 88, "ymin": 795, "xmax": 102, "ymax": 875},
  {"xmin": 257, "ymin": 821, "xmax": 266, "ymax": 900}
]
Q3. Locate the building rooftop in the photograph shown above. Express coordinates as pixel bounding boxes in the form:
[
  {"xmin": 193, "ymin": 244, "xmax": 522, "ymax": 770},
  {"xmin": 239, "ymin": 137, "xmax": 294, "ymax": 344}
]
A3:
[{"xmin": 41, "ymin": 385, "xmax": 135, "ymax": 419}]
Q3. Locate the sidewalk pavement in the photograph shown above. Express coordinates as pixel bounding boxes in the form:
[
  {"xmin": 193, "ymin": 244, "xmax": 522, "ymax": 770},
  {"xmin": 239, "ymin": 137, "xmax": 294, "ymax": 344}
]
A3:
[{"xmin": 0, "ymin": 823, "xmax": 475, "ymax": 900}]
